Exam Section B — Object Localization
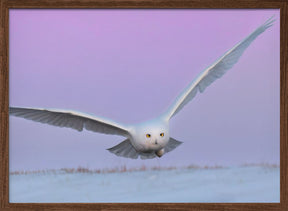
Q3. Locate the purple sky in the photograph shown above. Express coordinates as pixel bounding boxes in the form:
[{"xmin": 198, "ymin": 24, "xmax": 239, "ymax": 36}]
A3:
[{"xmin": 9, "ymin": 9, "xmax": 280, "ymax": 171}]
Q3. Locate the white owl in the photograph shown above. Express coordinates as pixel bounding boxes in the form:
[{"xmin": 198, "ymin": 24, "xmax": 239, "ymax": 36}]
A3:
[{"xmin": 10, "ymin": 17, "xmax": 275, "ymax": 159}]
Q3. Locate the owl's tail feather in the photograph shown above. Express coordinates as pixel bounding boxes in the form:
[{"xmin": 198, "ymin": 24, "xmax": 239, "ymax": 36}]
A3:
[
  {"xmin": 107, "ymin": 138, "xmax": 182, "ymax": 160},
  {"xmin": 165, "ymin": 137, "xmax": 182, "ymax": 153},
  {"xmin": 107, "ymin": 139, "xmax": 140, "ymax": 159}
]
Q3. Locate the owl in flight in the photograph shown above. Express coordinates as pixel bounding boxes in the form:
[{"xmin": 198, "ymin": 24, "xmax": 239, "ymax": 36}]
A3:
[{"xmin": 10, "ymin": 17, "xmax": 275, "ymax": 159}]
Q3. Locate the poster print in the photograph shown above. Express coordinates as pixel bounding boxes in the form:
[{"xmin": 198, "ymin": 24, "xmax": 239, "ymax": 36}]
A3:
[{"xmin": 9, "ymin": 9, "xmax": 279, "ymax": 202}]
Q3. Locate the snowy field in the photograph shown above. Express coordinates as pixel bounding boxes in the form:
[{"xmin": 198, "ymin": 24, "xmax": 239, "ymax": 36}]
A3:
[{"xmin": 9, "ymin": 166, "xmax": 279, "ymax": 203}]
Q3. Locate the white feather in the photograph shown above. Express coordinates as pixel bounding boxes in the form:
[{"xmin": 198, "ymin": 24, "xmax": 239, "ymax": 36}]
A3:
[
  {"xmin": 9, "ymin": 107, "xmax": 130, "ymax": 136},
  {"xmin": 163, "ymin": 16, "xmax": 275, "ymax": 120}
]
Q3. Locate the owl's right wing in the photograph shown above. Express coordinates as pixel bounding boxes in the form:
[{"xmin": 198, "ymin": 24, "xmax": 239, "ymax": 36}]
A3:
[
  {"xmin": 9, "ymin": 107, "xmax": 130, "ymax": 137},
  {"xmin": 162, "ymin": 16, "xmax": 275, "ymax": 120}
]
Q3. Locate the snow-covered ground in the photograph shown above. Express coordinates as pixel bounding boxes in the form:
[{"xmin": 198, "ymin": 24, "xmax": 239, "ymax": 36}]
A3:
[{"xmin": 9, "ymin": 166, "xmax": 279, "ymax": 203}]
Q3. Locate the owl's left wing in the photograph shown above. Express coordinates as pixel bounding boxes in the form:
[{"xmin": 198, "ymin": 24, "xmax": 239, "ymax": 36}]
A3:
[
  {"xmin": 9, "ymin": 107, "xmax": 130, "ymax": 137},
  {"xmin": 162, "ymin": 16, "xmax": 275, "ymax": 120}
]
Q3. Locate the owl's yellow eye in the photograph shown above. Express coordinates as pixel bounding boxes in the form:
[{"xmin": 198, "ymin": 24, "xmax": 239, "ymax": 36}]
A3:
[
  {"xmin": 146, "ymin": 134, "xmax": 151, "ymax": 138},
  {"xmin": 160, "ymin": 133, "xmax": 164, "ymax": 137}
]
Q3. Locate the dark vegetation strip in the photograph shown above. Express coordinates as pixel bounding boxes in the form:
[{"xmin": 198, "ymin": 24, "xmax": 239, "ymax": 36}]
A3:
[{"xmin": 9, "ymin": 163, "xmax": 279, "ymax": 175}]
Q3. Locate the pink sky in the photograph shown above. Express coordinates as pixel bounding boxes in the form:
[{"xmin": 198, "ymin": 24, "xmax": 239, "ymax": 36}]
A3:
[{"xmin": 9, "ymin": 9, "xmax": 279, "ymax": 171}]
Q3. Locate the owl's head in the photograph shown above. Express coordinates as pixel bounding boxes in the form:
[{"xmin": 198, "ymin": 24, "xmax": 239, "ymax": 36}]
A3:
[{"xmin": 132, "ymin": 119, "xmax": 169, "ymax": 152}]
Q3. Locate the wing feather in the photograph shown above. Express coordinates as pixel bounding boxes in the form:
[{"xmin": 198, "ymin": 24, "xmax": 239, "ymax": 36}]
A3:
[
  {"xmin": 10, "ymin": 107, "xmax": 130, "ymax": 137},
  {"xmin": 163, "ymin": 17, "xmax": 275, "ymax": 119}
]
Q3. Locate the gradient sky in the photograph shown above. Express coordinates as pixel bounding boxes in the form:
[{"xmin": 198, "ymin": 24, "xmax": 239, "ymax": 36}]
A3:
[{"xmin": 9, "ymin": 9, "xmax": 280, "ymax": 171}]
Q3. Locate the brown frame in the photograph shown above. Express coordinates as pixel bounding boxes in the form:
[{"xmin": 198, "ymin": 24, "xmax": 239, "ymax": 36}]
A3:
[{"xmin": 1, "ymin": 0, "xmax": 287, "ymax": 210}]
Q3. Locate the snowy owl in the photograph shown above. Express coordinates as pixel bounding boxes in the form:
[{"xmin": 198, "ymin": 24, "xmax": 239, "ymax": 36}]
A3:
[{"xmin": 10, "ymin": 17, "xmax": 275, "ymax": 159}]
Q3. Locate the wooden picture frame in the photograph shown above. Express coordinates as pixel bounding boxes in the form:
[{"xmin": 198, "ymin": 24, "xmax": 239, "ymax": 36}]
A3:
[{"xmin": 1, "ymin": 0, "xmax": 287, "ymax": 210}]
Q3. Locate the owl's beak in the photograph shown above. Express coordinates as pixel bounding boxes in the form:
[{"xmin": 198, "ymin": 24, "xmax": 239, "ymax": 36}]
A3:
[{"xmin": 154, "ymin": 139, "xmax": 158, "ymax": 145}]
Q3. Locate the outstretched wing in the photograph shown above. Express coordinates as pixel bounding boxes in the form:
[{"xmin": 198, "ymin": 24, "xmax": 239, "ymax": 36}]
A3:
[
  {"xmin": 9, "ymin": 107, "xmax": 130, "ymax": 137},
  {"xmin": 163, "ymin": 16, "xmax": 275, "ymax": 120}
]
